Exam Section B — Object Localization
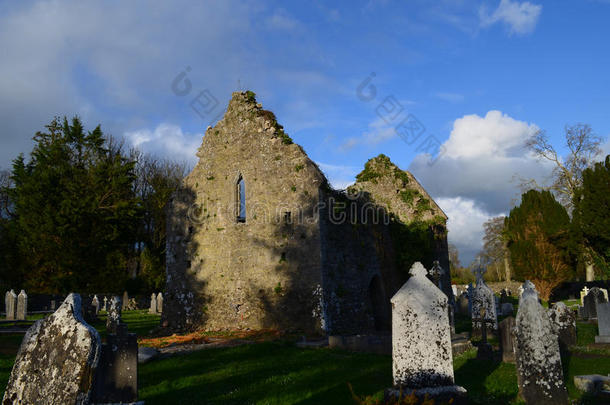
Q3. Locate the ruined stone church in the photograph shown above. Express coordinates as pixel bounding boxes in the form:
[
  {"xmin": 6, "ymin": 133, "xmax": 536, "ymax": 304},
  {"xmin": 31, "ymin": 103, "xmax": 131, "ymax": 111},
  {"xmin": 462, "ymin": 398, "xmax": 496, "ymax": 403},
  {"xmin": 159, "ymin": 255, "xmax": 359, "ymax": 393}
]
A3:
[{"xmin": 164, "ymin": 91, "xmax": 452, "ymax": 334}]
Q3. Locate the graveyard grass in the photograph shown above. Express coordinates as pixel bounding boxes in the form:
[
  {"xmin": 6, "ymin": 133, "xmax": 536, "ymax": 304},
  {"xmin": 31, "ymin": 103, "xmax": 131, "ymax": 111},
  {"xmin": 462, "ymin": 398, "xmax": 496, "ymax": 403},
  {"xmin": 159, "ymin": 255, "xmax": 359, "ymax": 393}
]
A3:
[{"xmin": 1, "ymin": 311, "xmax": 610, "ymax": 404}]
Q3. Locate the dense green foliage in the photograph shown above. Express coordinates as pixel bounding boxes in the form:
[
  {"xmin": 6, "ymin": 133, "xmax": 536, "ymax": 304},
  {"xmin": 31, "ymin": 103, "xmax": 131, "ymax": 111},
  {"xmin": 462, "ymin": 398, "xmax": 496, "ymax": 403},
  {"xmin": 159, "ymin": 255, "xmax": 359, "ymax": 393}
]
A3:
[
  {"xmin": 572, "ymin": 155, "xmax": 610, "ymax": 279},
  {"xmin": 504, "ymin": 190, "xmax": 574, "ymax": 299},
  {"xmin": 0, "ymin": 117, "xmax": 184, "ymax": 294}
]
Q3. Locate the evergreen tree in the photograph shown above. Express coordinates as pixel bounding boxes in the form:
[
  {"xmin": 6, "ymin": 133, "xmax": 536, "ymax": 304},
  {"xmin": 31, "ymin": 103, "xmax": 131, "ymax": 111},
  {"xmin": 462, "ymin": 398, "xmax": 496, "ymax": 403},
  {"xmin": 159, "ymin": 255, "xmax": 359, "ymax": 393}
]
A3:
[
  {"xmin": 573, "ymin": 155, "xmax": 610, "ymax": 279},
  {"xmin": 504, "ymin": 190, "xmax": 574, "ymax": 300},
  {"xmin": 9, "ymin": 117, "xmax": 141, "ymax": 293}
]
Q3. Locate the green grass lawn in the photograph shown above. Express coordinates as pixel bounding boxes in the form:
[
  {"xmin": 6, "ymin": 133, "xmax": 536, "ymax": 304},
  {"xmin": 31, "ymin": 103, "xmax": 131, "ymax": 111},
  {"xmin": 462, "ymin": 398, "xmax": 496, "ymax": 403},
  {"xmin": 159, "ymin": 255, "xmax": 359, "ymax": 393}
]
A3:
[{"xmin": 0, "ymin": 311, "xmax": 609, "ymax": 404}]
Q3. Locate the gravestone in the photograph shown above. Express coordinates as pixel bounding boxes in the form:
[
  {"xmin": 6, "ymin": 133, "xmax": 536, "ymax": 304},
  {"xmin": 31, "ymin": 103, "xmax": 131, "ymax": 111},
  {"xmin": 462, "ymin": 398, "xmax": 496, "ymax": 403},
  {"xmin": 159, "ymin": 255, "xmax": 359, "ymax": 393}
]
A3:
[
  {"xmin": 467, "ymin": 283, "xmax": 473, "ymax": 313},
  {"xmin": 149, "ymin": 293, "xmax": 157, "ymax": 314},
  {"xmin": 386, "ymin": 262, "xmax": 466, "ymax": 403},
  {"xmin": 5, "ymin": 290, "xmax": 16, "ymax": 320},
  {"xmin": 16, "ymin": 290, "xmax": 27, "ymax": 320},
  {"xmin": 583, "ymin": 287, "xmax": 607, "ymax": 319},
  {"xmin": 156, "ymin": 292, "xmax": 163, "ymax": 314},
  {"xmin": 549, "ymin": 302, "xmax": 577, "ymax": 351},
  {"xmin": 473, "ymin": 307, "xmax": 494, "ymax": 361},
  {"xmin": 514, "ymin": 281, "xmax": 568, "ymax": 405},
  {"xmin": 107, "ymin": 296, "xmax": 123, "ymax": 335},
  {"xmin": 2, "ymin": 294, "xmax": 101, "ymax": 404},
  {"xmin": 501, "ymin": 302, "xmax": 514, "ymax": 316},
  {"xmin": 595, "ymin": 302, "xmax": 610, "ymax": 343},
  {"xmin": 471, "ymin": 265, "xmax": 497, "ymax": 337},
  {"xmin": 91, "ymin": 295, "xmax": 100, "ymax": 315},
  {"xmin": 499, "ymin": 316, "xmax": 516, "ymax": 363},
  {"xmin": 580, "ymin": 286, "xmax": 590, "ymax": 305},
  {"xmin": 92, "ymin": 300, "xmax": 138, "ymax": 403},
  {"xmin": 102, "ymin": 296, "xmax": 108, "ymax": 312},
  {"xmin": 121, "ymin": 291, "xmax": 129, "ymax": 312},
  {"xmin": 457, "ymin": 293, "xmax": 469, "ymax": 316}
]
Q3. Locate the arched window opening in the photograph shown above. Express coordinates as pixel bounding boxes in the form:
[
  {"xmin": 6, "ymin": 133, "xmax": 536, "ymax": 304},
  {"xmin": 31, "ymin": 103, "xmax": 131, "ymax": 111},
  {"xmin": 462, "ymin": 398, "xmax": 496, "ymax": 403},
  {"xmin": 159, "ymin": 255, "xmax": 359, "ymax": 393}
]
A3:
[{"xmin": 237, "ymin": 176, "xmax": 246, "ymax": 223}]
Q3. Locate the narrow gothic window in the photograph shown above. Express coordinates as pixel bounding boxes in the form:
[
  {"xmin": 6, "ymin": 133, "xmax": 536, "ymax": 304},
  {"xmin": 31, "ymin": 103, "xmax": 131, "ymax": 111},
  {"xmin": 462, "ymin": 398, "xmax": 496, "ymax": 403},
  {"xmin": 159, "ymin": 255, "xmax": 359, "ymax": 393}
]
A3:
[{"xmin": 237, "ymin": 176, "xmax": 246, "ymax": 222}]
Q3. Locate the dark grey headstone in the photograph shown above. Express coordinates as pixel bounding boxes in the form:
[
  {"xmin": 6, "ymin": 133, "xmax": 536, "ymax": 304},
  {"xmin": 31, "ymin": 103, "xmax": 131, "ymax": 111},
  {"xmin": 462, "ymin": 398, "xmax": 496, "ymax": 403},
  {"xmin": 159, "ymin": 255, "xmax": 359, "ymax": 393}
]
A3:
[
  {"xmin": 596, "ymin": 302, "xmax": 610, "ymax": 343},
  {"xmin": 499, "ymin": 316, "xmax": 516, "ymax": 363},
  {"xmin": 457, "ymin": 293, "xmax": 469, "ymax": 316},
  {"xmin": 2, "ymin": 293, "xmax": 101, "ymax": 404},
  {"xmin": 515, "ymin": 282, "xmax": 568, "ymax": 405},
  {"xmin": 583, "ymin": 287, "xmax": 607, "ymax": 319}
]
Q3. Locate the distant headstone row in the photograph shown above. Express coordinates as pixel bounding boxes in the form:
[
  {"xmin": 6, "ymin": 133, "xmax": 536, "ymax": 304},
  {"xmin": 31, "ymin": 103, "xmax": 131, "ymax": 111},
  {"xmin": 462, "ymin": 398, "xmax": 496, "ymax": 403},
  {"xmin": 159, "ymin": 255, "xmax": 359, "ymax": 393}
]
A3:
[
  {"xmin": 149, "ymin": 292, "xmax": 163, "ymax": 314},
  {"xmin": 578, "ymin": 287, "xmax": 608, "ymax": 320},
  {"xmin": 4, "ymin": 290, "xmax": 27, "ymax": 320}
]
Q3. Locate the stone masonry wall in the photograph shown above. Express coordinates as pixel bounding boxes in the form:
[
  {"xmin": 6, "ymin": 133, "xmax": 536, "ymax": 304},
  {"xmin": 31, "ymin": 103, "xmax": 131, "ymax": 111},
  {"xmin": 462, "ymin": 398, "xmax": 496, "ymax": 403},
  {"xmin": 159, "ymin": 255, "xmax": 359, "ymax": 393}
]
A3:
[{"xmin": 164, "ymin": 92, "xmax": 327, "ymax": 333}]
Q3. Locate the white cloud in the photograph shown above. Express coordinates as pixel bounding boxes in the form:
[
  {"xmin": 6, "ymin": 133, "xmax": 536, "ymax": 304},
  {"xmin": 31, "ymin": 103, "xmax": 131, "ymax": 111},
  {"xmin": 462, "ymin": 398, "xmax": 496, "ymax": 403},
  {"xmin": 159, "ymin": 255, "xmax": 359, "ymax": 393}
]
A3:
[
  {"xmin": 480, "ymin": 0, "xmax": 542, "ymax": 35},
  {"xmin": 316, "ymin": 161, "xmax": 359, "ymax": 189},
  {"xmin": 340, "ymin": 117, "xmax": 397, "ymax": 151},
  {"xmin": 436, "ymin": 196, "xmax": 504, "ymax": 265},
  {"xmin": 265, "ymin": 9, "xmax": 301, "ymax": 31},
  {"xmin": 124, "ymin": 124, "xmax": 202, "ymax": 166},
  {"xmin": 409, "ymin": 110, "xmax": 552, "ymax": 263}
]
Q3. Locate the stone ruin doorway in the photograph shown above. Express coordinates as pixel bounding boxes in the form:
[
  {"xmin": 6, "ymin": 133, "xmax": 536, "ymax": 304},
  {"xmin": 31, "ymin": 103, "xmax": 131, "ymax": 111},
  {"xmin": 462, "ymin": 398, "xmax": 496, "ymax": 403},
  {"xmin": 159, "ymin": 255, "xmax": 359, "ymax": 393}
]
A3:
[{"xmin": 368, "ymin": 275, "xmax": 390, "ymax": 331}]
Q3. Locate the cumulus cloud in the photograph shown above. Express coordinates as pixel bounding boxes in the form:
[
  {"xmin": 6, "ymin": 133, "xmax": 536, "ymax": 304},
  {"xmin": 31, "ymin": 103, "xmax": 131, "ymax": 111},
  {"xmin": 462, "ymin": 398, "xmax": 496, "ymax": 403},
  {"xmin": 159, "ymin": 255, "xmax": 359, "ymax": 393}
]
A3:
[
  {"xmin": 409, "ymin": 110, "xmax": 552, "ymax": 263},
  {"xmin": 480, "ymin": 0, "xmax": 542, "ymax": 35},
  {"xmin": 316, "ymin": 162, "xmax": 359, "ymax": 189},
  {"xmin": 124, "ymin": 124, "xmax": 202, "ymax": 167},
  {"xmin": 340, "ymin": 117, "xmax": 397, "ymax": 151}
]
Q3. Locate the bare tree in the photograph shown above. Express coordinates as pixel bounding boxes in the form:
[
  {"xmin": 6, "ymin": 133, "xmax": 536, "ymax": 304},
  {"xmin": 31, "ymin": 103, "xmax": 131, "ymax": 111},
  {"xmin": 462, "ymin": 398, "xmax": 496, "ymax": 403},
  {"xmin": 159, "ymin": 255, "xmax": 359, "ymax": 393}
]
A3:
[
  {"xmin": 480, "ymin": 216, "xmax": 511, "ymax": 281},
  {"xmin": 524, "ymin": 124, "xmax": 604, "ymax": 210}
]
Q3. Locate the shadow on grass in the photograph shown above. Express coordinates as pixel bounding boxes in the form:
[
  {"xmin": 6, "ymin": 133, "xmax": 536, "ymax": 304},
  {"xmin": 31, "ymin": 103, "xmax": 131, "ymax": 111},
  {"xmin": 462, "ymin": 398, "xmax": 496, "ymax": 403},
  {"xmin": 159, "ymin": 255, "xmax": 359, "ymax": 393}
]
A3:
[{"xmin": 139, "ymin": 341, "xmax": 391, "ymax": 405}]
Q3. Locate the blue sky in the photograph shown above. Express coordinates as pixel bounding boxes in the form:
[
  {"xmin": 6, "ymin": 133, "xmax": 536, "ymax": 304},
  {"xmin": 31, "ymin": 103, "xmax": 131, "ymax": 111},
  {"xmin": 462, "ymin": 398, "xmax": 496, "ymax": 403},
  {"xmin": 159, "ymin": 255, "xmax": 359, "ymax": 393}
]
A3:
[{"xmin": 1, "ymin": 0, "xmax": 609, "ymax": 264}]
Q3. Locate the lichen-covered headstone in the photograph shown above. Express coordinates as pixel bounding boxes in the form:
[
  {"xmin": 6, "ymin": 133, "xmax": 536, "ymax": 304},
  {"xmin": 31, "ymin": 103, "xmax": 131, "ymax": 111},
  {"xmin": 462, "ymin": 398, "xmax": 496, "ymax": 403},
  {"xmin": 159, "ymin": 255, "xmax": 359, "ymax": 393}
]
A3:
[
  {"xmin": 2, "ymin": 293, "xmax": 101, "ymax": 404},
  {"xmin": 595, "ymin": 302, "xmax": 610, "ymax": 343},
  {"xmin": 499, "ymin": 316, "xmax": 516, "ymax": 363},
  {"xmin": 583, "ymin": 287, "xmax": 608, "ymax": 319},
  {"xmin": 107, "ymin": 296, "xmax": 123, "ymax": 335},
  {"xmin": 387, "ymin": 262, "xmax": 466, "ymax": 403},
  {"xmin": 471, "ymin": 268, "xmax": 497, "ymax": 336},
  {"xmin": 16, "ymin": 290, "xmax": 27, "ymax": 320},
  {"xmin": 514, "ymin": 281, "xmax": 568, "ymax": 405},
  {"xmin": 156, "ymin": 292, "xmax": 163, "ymax": 314},
  {"xmin": 549, "ymin": 302, "xmax": 577, "ymax": 351},
  {"xmin": 149, "ymin": 293, "xmax": 157, "ymax": 314},
  {"xmin": 91, "ymin": 295, "xmax": 100, "ymax": 315},
  {"xmin": 5, "ymin": 290, "xmax": 16, "ymax": 320}
]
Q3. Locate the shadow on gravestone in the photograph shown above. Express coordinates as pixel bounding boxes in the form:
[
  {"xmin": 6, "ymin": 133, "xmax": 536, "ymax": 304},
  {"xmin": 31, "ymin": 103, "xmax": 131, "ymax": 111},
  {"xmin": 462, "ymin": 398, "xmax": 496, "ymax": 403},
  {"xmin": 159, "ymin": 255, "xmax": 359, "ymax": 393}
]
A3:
[
  {"xmin": 514, "ymin": 281, "xmax": 569, "ymax": 405},
  {"xmin": 2, "ymin": 293, "xmax": 101, "ymax": 404},
  {"xmin": 595, "ymin": 302, "xmax": 610, "ymax": 343},
  {"xmin": 583, "ymin": 287, "xmax": 608, "ymax": 320},
  {"xmin": 549, "ymin": 302, "xmax": 577, "ymax": 354},
  {"xmin": 385, "ymin": 262, "xmax": 467, "ymax": 404}
]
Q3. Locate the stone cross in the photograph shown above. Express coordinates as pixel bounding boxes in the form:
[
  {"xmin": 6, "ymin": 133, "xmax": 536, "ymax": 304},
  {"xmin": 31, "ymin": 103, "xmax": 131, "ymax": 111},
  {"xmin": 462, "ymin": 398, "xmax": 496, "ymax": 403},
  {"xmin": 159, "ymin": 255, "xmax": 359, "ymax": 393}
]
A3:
[
  {"xmin": 92, "ymin": 295, "xmax": 100, "ymax": 315},
  {"xmin": 471, "ymin": 257, "xmax": 486, "ymax": 283},
  {"xmin": 149, "ymin": 293, "xmax": 157, "ymax": 314},
  {"xmin": 5, "ymin": 290, "xmax": 17, "ymax": 320},
  {"xmin": 103, "ymin": 296, "xmax": 108, "ymax": 312},
  {"xmin": 16, "ymin": 290, "xmax": 27, "ymax": 320},
  {"xmin": 2, "ymin": 294, "xmax": 101, "ymax": 404},
  {"xmin": 472, "ymin": 307, "xmax": 494, "ymax": 360},
  {"xmin": 471, "ymin": 278, "xmax": 497, "ymax": 336},
  {"xmin": 106, "ymin": 296, "xmax": 123, "ymax": 335},
  {"xmin": 156, "ymin": 292, "xmax": 163, "ymax": 314},
  {"xmin": 580, "ymin": 286, "xmax": 590, "ymax": 305},
  {"xmin": 514, "ymin": 281, "xmax": 569, "ymax": 405}
]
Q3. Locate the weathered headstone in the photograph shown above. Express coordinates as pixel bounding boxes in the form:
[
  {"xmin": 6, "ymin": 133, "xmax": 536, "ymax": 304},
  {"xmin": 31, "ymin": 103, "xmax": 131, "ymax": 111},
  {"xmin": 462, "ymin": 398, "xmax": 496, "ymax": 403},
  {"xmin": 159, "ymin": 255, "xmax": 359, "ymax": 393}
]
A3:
[
  {"xmin": 595, "ymin": 302, "xmax": 610, "ymax": 343},
  {"xmin": 2, "ymin": 293, "xmax": 101, "ymax": 404},
  {"xmin": 91, "ymin": 295, "xmax": 100, "ymax": 315},
  {"xmin": 5, "ymin": 290, "xmax": 16, "ymax": 320},
  {"xmin": 92, "ymin": 323, "xmax": 138, "ymax": 403},
  {"xmin": 457, "ymin": 293, "xmax": 470, "ymax": 316},
  {"xmin": 501, "ymin": 302, "xmax": 514, "ymax": 316},
  {"xmin": 149, "ymin": 293, "xmax": 157, "ymax": 314},
  {"xmin": 156, "ymin": 292, "xmax": 163, "ymax": 314},
  {"xmin": 583, "ymin": 287, "xmax": 608, "ymax": 319},
  {"xmin": 121, "ymin": 291, "xmax": 129, "ymax": 312},
  {"xmin": 499, "ymin": 316, "xmax": 516, "ymax": 363},
  {"xmin": 386, "ymin": 262, "xmax": 466, "ymax": 403},
  {"xmin": 514, "ymin": 281, "xmax": 569, "ymax": 405},
  {"xmin": 467, "ymin": 283, "xmax": 474, "ymax": 313},
  {"xmin": 16, "ymin": 290, "xmax": 27, "ymax": 320},
  {"xmin": 549, "ymin": 302, "xmax": 577, "ymax": 351},
  {"xmin": 471, "ymin": 266, "xmax": 497, "ymax": 336},
  {"xmin": 107, "ymin": 296, "xmax": 123, "ymax": 335},
  {"xmin": 473, "ymin": 307, "xmax": 494, "ymax": 361},
  {"xmin": 102, "ymin": 296, "xmax": 108, "ymax": 312}
]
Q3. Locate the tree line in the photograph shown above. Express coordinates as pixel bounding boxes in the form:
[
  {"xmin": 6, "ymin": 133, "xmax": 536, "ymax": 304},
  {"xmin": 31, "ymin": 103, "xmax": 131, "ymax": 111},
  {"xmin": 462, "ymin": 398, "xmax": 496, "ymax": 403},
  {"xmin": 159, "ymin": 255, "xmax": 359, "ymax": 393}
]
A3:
[
  {"xmin": 450, "ymin": 124, "xmax": 609, "ymax": 300},
  {"xmin": 0, "ymin": 117, "xmax": 187, "ymax": 294}
]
